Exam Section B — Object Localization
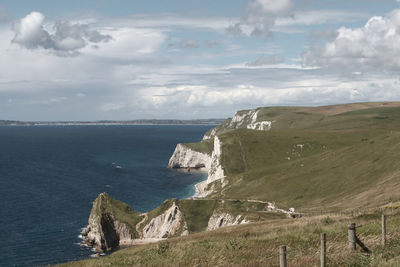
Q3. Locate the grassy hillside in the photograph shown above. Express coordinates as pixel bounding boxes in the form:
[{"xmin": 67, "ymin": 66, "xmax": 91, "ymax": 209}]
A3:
[
  {"xmin": 61, "ymin": 209, "xmax": 400, "ymax": 266},
  {"xmin": 63, "ymin": 102, "xmax": 400, "ymax": 266},
  {"xmin": 203, "ymin": 103, "xmax": 400, "ymax": 211},
  {"xmin": 183, "ymin": 138, "xmax": 214, "ymax": 155},
  {"xmin": 94, "ymin": 193, "xmax": 143, "ymax": 237}
]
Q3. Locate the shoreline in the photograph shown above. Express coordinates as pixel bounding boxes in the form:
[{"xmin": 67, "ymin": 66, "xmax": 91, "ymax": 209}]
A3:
[
  {"xmin": 180, "ymin": 168, "xmax": 208, "ymax": 199},
  {"xmin": 170, "ymin": 166, "xmax": 208, "ymax": 199}
]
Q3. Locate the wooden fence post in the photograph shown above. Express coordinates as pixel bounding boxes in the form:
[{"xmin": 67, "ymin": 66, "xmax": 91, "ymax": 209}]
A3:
[
  {"xmin": 348, "ymin": 223, "xmax": 356, "ymax": 252},
  {"xmin": 280, "ymin": 245, "xmax": 287, "ymax": 267},
  {"xmin": 320, "ymin": 233, "xmax": 326, "ymax": 267},
  {"xmin": 382, "ymin": 214, "xmax": 386, "ymax": 246}
]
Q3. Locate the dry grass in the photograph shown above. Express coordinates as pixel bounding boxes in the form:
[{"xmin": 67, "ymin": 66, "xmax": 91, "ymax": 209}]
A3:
[
  {"xmin": 59, "ymin": 210, "xmax": 400, "ymax": 267},
  {"xmin": 302, "ymin": 102, "xmax": 400, "ymax": 116}
]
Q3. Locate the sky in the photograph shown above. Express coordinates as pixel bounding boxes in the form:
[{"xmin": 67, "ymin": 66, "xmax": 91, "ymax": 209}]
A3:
[{"xmin": 1, "ymin": 0, "xmax": 400, "ymax": 121}]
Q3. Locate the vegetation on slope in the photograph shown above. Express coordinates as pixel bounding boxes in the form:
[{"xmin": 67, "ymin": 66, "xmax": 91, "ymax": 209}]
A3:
[
  {"xmin": 183, "ymin": 138, "xmax": 214, "ymax": 155},
  {"xmin": 94, "ymin": 193, "xmax": 143, "ymax": 237},
  {"xmin": 203, "ymin": 104, "xmax": 400, "ymax": 211},
  {"xmin": 61, "ymin": 209, "xmax": 400, "ymax": 267},
  {"xmin": 66, "ymin": 102, "xmax": 400, "ymax": 266}
]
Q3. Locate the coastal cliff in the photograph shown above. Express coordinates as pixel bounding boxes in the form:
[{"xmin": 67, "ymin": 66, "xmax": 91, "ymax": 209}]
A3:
[
  {"xmin": 81, "ymin": 194, "xmax": 286, "ymax": 253},
  {"xmin": 81, "ymin": 195, "xmax": 190, "ymax": 252},
  {"xmin": 81, "ymin": 193, "xmax": 139, "ymax": 252},
  {"xmin": 203, "ymin": 109, "xmax": 273, "ymax": 140},
  {"xmin": 81, "ymin": 106, "xmax": 296, "ymax": 253},
  {"xmin": 168, "ymin": 143, "xmax": 211, "ymax": 170},
  {"xmin": 169, "ymin": 136, "xmax": 226, "ymax": 197},
  {"xmin": 141, "ymin": 200, "xmax": 188, "ymax": 239}
]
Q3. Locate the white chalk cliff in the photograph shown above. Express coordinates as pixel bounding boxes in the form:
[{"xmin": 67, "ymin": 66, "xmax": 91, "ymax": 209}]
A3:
[
  {"xmin": 247, "ymin": 121, "xmax": 272, "ymax": 130},
  {"xmin": 203, "ymin": 109, "xmax": 273, "ymax": 140},
  {"xmin": 207, "ymin": 136, "xmax": 225, "ymax": 184},
  {"xmin": 207, "ymin": 212, "xmax": 248, "ymax": 231},
  {"xmin": 169, "ymin": 136, "xmax": 226, "ymax": 198},
  {"xmin": 168, "ymin": 144, "xmax": 211, "ymax": 169},
  {"xmin": 82, "ymin": 196, "xmax": 190, "ymax": 252},
  {"xmin": 142, "ymin": 202, "xmax": 187, "ymax": 238},
  {"xmin": 81, "ymin": 193, "xmax": 135, "ymax": 252}
]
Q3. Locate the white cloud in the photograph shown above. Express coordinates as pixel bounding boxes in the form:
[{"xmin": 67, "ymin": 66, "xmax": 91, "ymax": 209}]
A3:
[
  {"xmin": 246, "ymin": 55, "xmax": 284, "ymax": 66},
  {"xmin": 2, "ymin": 8, "xmax": 400, "ymax": 120},
  {"xmin": 276, "ymin": 10, "xmax": 368, "ymax": 27},
  {"xmin": 100, "ymin": 102, "xmax": 127, "ymax": 112},
  {"xmin": 82, "ymin": 27, "xmax": 165, "ymax": 59},
  {"xmin": 227, "ymin": 0, "xmax": 293, "ymax": 37},
  {"xmin": 179, "ymin": 39, "xmax": 199, "ymax": 49},
  {"xmin": 12, "ymin": 12, "xmax": 111, "ymax": 56},
  {"xmin": 303, "ymin": 9, "xmax": 400, "ymax": 71}
]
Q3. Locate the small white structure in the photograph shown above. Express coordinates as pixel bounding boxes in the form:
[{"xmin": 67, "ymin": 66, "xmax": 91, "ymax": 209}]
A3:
[{"xmin": 289, "ymin": 208, "xmax": 295, "ymax": 213}]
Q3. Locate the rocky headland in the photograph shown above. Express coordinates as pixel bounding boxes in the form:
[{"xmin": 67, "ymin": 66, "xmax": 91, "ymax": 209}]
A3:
[{"xmin": 81, "ymin": 107, "xmax": 288, "ymax": 253}]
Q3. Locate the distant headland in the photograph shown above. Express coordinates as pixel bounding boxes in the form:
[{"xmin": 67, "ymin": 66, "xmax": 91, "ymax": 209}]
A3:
[{"xmin": 0, "ymin": 119, "xmax": 224, "ymax": 126}]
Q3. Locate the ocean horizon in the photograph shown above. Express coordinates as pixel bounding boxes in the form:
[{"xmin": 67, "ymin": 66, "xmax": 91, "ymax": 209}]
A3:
[{"xmin": 0, "ymin": 125, "xmax": 214, "ymax": 266}]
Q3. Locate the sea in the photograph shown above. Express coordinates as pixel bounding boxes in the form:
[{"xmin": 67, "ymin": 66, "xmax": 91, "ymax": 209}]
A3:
[{"xmin": 0, "ymin": 125, "xmax": 214, "ymax": 267}]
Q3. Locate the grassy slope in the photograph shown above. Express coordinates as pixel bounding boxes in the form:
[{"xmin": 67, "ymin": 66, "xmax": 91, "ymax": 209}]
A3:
[
  {"xmin": 96, "ymin": 193, "xmax": 143, "ymax": 237},
  {"xmin": 61, "ymin": 209, "xmax": 400, "ymax": 267},
  {"xmin": 206, "ymin": 104, "xmax": 400, "ymax": 211},
  {"xmin": 182, "ymin": 138, "xmax": 214, "ymax": 155}
]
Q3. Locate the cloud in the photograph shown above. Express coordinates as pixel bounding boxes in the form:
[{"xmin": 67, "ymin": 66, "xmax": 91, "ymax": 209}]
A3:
[
  {"xmin": 310, "ymin": 29, "xmax": 338, "ymax": 41},
  {"xmin": 276, "ymin": 10, "xmax": 368, "ymax": 28},
  {"xmin": 179, "ymin": 39, "xmax": 199, "ymax": 48},
  {"xmin": 246, "ymin": 55, "xmax": 284, "ymax": 66},
  {"xmin": 12, "ymin": 12, "xmax": 111, "ymax": 55},
  {"xmin": 227, "ymin": 0, "xmax": 293, "ymax": 37},
  {"xmin": 303, "ymin": 9, "xmax": 400, "ymax": 72},
  {"xmin": 82, "ymin": 27, "xmax": 166, "ymax": 60},
  {"xmin": 204, "ymin": 40, "xmax": 220, "ymax": 48}
]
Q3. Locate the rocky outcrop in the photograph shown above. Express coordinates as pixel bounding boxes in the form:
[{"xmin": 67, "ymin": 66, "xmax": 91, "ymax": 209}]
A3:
[
  {"xmin": 191, "ymin": 136, "xmax": 226, "ymax": 198},
  {"xmin": 81, "ymin": 193, "xmax": 135, "ymax": 252},
  {"xmin": 247, "ymin": 121, "xmax": 272, "ymax": 130},
  {"xmin": 168, "ymin": 144, "xmax": 211, "ymax": 170},
  {"xmin": 169, "ymin": 135, "xmax": 226, "ymax": 198},
  {"xmin": 142, "ymin": 202, "xmax": 186, "ymax": 239},
  {"xmin": 114, "ymin": 220, "xmax": 135, "ymax": 242},
  {"xmin": 207, "ymin": 212, "xmax": 248, "ymax": 231},
  {"xmin": 202, "ymin": 109, "xmax": 273, "ymax": 140},
  {"xmin": 203, "ymin": 127, "xmax": 217, "ymax": 140},
  {"xmin": 207, "ymin": 136, "xmax": 225, "ymax": 184},
  {"xmin": 82, "ymin": 194, "xmax": 191, "ymax": 252}
]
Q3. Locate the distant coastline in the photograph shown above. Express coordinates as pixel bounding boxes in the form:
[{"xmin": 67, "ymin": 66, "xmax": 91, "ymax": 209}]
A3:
[{"xmin": 0, "ymin": 119, "xmax": 224, "ymax": 126}]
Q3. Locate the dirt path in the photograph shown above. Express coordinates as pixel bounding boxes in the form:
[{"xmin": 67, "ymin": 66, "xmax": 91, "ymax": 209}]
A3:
[{"xmin": 135, "ymin": 213, "xmax": 148, "ymax": 239}]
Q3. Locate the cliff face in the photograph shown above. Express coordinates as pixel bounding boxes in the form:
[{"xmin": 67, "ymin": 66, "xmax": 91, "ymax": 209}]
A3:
[
  {"xmin": 207, "ymin": 212, "xmax": 248, "ymax": 231},
  {"xmin": 168, "ymin": 144, "xmax": 211, "ymax": 169},
  {"xmin": 207, "ymin": 136, "xmax": 225, "ymax": 184},
  {"xmin": 81, "ymin": 194, "xmax": 291, "ymax": 254},
  {"xmin": 169, "ymin": 136, "xmax": 226, "ymax": 198},
  {"xmin": 81, "ymin": 193, "xmax": 136, "ymax": 252},
  {"xmin": 203, "ymin": 109, "xmax": 272, "ymax": 140},
  {"xmin": 81, "ymin": 195, "xmax": 190, "ymax": 252},
  {"xmin": 142, "ymin": 202, "xmax": 187, "ymax": 238}
]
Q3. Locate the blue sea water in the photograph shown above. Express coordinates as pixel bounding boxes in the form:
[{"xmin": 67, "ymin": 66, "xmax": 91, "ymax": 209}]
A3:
[{"xmin": 0, "ymin": 125, "xmax": 213, "ymax": 267}]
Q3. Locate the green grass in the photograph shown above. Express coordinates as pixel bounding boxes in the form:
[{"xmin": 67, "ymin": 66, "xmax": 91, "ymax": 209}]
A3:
[
  {"xmin": 62, "ymin": 103, "xmax": 400, "ymax": 266},
  {"xmin": 203, "ymin": 106, "xmax": 400, "ymax": 211},
  {"xmin": 94, "ymin": 193, "xmax": 143, "ymax": 237},
  {"xmin": 183, "ymin": 138, "xmax": 214, "ymax": 155},
  {"xmin": 137, "ymin": 199, "xmax": 176, "ymax": 234},
  {"xmin": 178, "ymin": 199, "xmax": 218, "ymax": 232},
  {"xmin": 60, "ymin": 210, "xmax": 400, "ymax": 266}
]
